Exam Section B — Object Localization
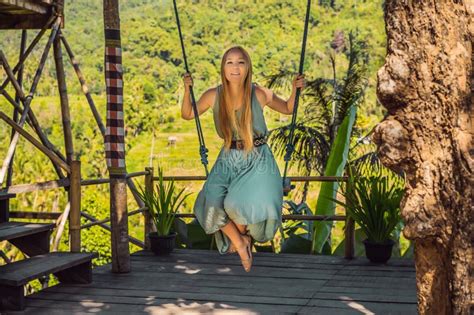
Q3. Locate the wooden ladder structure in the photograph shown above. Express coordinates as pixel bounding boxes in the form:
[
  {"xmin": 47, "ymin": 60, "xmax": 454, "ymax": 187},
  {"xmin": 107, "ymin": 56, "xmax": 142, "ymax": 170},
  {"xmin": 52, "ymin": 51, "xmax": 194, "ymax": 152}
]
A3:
[{"xmin": 0, "ymin": 1, "xmax": 98, "ymax": 311}]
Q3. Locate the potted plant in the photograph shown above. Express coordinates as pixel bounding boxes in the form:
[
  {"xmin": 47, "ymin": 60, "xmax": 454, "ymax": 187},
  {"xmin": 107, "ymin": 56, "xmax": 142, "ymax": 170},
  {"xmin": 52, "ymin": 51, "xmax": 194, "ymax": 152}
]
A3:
[
  {"xmin": 335, "ymin": 165, "xmax": 404, "ymax": 263},
  {"xmin": 136, "ymin": 168, "xmax": 190, "ymax": 255}
]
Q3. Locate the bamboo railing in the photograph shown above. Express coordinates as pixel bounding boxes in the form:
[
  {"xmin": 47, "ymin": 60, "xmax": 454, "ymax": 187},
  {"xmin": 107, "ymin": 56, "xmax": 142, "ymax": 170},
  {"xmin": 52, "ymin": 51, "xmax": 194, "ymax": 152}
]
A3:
[{"xmin": 1, "ymin": 170, "xmax": 355, "ymax": 258}]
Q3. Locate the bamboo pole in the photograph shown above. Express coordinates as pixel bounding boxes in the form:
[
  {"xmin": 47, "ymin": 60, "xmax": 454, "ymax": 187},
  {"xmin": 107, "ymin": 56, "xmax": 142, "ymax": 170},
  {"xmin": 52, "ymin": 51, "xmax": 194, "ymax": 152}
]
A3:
[
  {"xmin": 81, "ymin": 178, "xmax": 110, "ymax": 186},
  {"xmin": 69, "ymin": 161, "xmax": 81, "ymax": 252},
  {"xmin": 144, "ymin": 167, "xmax": 155, "ymax": 249},
  {"xmin": 0, "ymin": 178, "xmax": 69, "ymax": 195},
  {"xmin": 1, "ymin": 88, "xmax": 68, "ymax": 174},
  {"xmin": 126, "ymin": 171, "xmax": 149, "ymax": 179},
  {"xmin": 0, "ymin": 19, "xmax": 63, "ymax": 185},
  {"xmin": 0, "ymin": 251, "xmax": 11, "ymax": 264},
  {"xmin": 0, "ymin": 111, "xmax": 71, "ymax": 173},
  {"xmin": 0, "ymin": 51, "xmax": 26, "ymax": 101},
  {"xmin": 127, "ymin": 177, "xmax": 145, "ymax": 208},
  {"xmin": 80, "ymin": 212, "xmax": 144, "ymax": 248},
  {"xmin": 6, "ymin": 30, "xmax": 26, "ymax": 188},
  {"xmin": 80, "ymin": 207, "xmax": 147, "ymax": 229},
  {"xmin": 53, "ymin": 202, "xmax": 70, "ymax": 251},
  {"xmin": 59, "ymin": 32, "xmax": 106, "ymax": 135},
  {"xmin": 53, "ymin": 34, "xmax": 74, "ymax": 165}
]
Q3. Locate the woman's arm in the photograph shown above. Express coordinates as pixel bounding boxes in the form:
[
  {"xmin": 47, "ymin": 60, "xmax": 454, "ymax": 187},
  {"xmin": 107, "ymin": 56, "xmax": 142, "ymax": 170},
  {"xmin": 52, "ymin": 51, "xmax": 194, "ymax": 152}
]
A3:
[
  {"xmin": 181, "ymin": 73, "xmax": 214, "ymax": 120},
  {"xmin": 258, "ymin": 74, "xmax": 305, "ymax": 115}
]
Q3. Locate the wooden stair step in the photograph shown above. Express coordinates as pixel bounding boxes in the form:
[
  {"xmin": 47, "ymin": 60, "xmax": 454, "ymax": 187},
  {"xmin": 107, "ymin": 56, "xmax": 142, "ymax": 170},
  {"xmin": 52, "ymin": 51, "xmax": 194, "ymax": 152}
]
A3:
[
  {"xmin": 0, "ymin": 252, "xmax": 97, "ymax": 311},
  {"xmin": 0, "ymin": 252, "xmax": 97, "ymax": 286},
  {"xmin": 0, "ymin": 221, "xmax": 55, "ymax": 242}
]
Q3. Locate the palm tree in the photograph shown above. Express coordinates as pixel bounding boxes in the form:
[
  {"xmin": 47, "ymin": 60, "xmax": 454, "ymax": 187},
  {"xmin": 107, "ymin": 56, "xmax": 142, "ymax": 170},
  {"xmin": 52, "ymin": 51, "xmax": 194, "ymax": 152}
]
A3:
[{"xmin": 264, "ymin": 31, "xmax": 369, "ymax": 204}]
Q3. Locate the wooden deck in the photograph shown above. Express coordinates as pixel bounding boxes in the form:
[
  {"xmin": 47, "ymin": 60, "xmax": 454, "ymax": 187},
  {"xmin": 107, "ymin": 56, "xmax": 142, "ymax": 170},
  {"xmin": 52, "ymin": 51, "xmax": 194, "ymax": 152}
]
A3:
[{"xmin": 18, "ymin": 249, "xmax": 417, "ymax": 314}]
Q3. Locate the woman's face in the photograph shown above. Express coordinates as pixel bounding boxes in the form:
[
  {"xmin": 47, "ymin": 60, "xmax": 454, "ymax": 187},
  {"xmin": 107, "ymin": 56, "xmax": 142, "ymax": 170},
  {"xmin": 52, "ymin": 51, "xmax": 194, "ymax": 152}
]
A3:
[{"xmin": 223, "ymin": 50, "xmax": 248, "ymax": 84}]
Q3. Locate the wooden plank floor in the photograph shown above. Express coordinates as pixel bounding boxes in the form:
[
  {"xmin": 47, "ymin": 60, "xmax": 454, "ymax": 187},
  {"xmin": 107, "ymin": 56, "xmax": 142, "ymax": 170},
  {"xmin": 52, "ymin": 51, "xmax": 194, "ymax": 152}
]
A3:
[{"xmin": 18, "ymin": 249, "xmax": 417, "ymax": 314}]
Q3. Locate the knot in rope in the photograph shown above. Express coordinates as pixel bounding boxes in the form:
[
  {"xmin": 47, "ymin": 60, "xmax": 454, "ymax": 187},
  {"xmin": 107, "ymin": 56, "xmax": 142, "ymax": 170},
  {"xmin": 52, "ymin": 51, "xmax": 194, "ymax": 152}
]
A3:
[
  {"xmin": 284, "ymin": 143, "xmax": 295, "ymax": 162},
  {"xmin": 199, "ymin": 145, "xmax": 209, "ymax": 166}
]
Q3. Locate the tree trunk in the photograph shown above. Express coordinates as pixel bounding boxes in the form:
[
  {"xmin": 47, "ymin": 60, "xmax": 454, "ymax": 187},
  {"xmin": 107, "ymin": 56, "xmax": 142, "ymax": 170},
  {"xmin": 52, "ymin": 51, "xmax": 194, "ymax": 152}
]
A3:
[{"xmin": 374, "ymin": 1, "xmax": 473, "ymax": 314}]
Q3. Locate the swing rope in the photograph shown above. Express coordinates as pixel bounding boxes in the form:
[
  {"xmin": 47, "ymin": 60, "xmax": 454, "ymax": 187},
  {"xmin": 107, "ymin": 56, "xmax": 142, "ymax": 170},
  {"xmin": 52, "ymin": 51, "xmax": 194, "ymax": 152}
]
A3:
[
  {"xmin": 173, "ymin": 0, "xmax": 209, "ymax": 176},
  {"xmin": 172, "ymin": 0, "xmax": 311, "ymax": 182},
  {"xmin": 282, "ymin": 0, "xmax": 312, "ymax": 196}
]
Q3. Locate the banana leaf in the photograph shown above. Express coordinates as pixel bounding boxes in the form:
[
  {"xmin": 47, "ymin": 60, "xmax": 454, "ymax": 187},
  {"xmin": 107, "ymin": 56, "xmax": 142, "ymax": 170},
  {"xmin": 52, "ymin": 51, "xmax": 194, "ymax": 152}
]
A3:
[
  {"xmin": 174, "ymin": 218, "xmax": 213, "ymax": 250},
  {"xmin": 312, "ymin": 105, "xmax": 357, "ymax": 253},
  {"xmin": 281, "ymin": 234, "xmax": 312, "ymax": 254}
]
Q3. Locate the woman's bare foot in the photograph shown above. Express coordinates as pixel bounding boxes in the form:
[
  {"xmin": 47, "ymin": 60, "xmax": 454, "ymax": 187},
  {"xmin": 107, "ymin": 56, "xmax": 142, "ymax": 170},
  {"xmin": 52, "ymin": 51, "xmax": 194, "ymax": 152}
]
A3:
[{"xmin": 236, "ymin": 234, "xmax": 252, "ymax": 272}]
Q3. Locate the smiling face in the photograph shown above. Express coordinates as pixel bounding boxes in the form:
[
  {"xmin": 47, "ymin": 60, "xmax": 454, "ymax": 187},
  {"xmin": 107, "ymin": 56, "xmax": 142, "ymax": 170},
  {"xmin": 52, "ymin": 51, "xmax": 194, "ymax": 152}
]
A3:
[{"xmin": 223, "ymin": 49, "xmax": 248, "ymax": 83}]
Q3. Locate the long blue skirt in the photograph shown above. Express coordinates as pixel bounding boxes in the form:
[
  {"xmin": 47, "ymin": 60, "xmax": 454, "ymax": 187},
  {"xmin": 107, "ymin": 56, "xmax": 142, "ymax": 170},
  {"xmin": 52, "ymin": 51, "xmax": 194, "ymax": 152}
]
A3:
[{"xmin": 193, "ymin": 144, "xmax": 283, "ymax": 254}]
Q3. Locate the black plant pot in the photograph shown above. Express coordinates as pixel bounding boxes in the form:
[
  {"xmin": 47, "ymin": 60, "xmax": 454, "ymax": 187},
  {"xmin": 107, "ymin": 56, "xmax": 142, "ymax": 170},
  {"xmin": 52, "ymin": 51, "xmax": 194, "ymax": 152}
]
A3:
[
  {"xmin": 363, "ymin": 239, "xmax": 395, "ymax": 264},
  {"xmin": 148, "ymin": 232, "xmax": 177, "ymax": 255}
]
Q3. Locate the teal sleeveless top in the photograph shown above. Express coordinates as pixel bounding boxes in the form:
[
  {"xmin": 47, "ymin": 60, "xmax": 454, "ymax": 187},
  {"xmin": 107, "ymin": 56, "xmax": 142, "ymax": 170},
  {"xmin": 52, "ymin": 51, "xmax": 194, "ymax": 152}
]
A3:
[
  {"xmin": 193, "ymin": 83, "xmax": 283, "ymax": 255},
  {"xmin": 212, "ymin": 83, "xmax": 269, "ymax": 140}
]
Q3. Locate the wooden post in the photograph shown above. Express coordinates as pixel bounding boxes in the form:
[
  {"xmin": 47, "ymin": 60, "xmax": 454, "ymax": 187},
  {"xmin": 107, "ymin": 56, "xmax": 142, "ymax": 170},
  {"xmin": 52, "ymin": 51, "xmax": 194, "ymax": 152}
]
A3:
[
  {"xmin": 109, "ymin": 177, "xmax": 129, "ymax": 272},
  {"xmin": 144, "ymin": 167, "xmax": 155, "ymax": 249},
  {"xmin": 344, "ymin": 175, "xmax": 355, "ymax": 260},
  {"xmin": 53, "ymin": 33, "xmax": 74, "ymax": 165},
  {"xmin": 104, "ymin": 0, "xmax": 130, "ymax": 273},
  {"xmin": 69, "ymin": 161, "xmax": 81, "ymax": 252}
]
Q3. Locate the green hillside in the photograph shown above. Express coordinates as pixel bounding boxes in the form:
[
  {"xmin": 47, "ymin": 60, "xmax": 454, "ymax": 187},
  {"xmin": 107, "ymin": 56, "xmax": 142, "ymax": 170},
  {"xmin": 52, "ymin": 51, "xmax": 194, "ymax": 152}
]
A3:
[{"xmin": 0, "ymin": 0, "xmax": 388, "ymax": 263}]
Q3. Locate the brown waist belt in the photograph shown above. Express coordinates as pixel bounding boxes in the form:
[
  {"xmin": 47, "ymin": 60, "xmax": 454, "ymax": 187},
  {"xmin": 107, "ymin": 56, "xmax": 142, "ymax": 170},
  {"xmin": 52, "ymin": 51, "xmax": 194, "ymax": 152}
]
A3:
[{"xmin": 230, "ymin": 136, "xmax": 267, "ymax": 150}]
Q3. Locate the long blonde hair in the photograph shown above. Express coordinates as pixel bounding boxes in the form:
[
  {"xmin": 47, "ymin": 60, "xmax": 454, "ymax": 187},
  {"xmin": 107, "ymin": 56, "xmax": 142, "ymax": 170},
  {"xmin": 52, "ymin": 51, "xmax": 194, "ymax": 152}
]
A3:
[{"xmin": 218, "ymin": 46, "xmax": 254, "ymax": 154}]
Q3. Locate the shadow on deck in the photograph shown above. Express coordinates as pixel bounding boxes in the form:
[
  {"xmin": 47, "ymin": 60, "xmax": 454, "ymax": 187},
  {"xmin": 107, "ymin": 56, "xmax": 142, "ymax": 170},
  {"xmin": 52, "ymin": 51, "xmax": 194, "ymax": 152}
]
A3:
[{"xmin": 19, "ymin": 249, "xmax": 417, "ymax": 314}]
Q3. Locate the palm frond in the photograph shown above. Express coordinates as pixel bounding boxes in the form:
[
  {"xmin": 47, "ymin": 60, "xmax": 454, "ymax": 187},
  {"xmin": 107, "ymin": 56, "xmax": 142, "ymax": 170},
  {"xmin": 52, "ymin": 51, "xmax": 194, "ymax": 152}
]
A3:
[
  {"xmin": 261, "ymin": 69, "xmax": 295, "ymax": 92},
  {"xmin": 334, "ymin": 31, "xmax": 369, "ymax": 124},
  {"xmin": 268, "ymin": 123, "xmax": 330, "ymax": 175}
]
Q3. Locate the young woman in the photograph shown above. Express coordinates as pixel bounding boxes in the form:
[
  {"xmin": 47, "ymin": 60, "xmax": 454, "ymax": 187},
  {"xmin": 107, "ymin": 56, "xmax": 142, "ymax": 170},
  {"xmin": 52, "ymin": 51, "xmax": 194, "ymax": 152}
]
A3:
[{"xmin": 181, "ymin": 46, "xmax": 305, "ymax": 272}]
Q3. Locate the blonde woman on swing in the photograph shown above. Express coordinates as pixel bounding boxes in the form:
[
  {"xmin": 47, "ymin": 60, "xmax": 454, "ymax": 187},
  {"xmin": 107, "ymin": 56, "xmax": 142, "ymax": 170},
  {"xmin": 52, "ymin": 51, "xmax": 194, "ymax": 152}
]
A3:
[{"xmin": 181, "ymin": 46, "xmax": 305, "ymax": 272}]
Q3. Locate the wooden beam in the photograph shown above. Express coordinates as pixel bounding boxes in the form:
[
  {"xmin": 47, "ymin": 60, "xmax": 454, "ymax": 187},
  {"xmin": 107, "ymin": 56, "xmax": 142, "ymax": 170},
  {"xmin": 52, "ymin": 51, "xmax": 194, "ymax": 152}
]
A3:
[
  {"xmin": 9, "ymin": 211, "xmax": 61, "ymax": 220},
  {"xmin": 0, "ymin": 13, "xmax": 54, "ymax": 29},
  {"xmin": 0, "ymin": 0, "xmax": 50, "ymax": 14},
  {"xmin": 0, "ymin": 178, "xmax": 69, "ymax": 195}
]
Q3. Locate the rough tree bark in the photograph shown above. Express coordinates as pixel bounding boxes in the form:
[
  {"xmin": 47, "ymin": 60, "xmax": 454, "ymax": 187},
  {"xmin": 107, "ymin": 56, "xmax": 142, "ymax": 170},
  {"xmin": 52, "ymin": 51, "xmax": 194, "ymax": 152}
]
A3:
[{"xmin": 374, "ymin": 1, "xmax": 473, "ymax": 314}]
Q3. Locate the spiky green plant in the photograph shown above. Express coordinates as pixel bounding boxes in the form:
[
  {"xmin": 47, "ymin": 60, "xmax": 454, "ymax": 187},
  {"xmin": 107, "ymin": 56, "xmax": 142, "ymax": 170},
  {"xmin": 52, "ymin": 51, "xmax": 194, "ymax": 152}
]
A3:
[
  {"xmin": 334, "ymin": 165, "xmax": 404, "ymax": 243},
  {"xmin": 135, "ymin": 168, "xmax": 191, "ymax": 236}
]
